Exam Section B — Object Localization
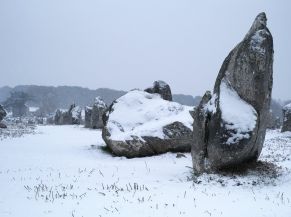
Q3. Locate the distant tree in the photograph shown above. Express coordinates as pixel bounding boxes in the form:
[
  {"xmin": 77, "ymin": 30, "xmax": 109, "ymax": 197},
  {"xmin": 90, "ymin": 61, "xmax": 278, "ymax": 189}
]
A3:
[{"xmin": 3, "ymin": 91, "xmax": 33, "ymax": 117}]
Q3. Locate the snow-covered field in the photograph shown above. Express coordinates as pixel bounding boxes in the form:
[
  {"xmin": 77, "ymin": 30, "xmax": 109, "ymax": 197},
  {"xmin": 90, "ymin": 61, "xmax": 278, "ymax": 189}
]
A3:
[{"xmin": 0, "ymin": 126, "xmax": 291, "ymax": 217}]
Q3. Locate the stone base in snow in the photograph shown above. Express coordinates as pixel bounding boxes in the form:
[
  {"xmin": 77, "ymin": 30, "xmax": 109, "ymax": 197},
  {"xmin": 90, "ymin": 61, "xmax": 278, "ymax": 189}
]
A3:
[{"xmin": 102, "ymin": 121, "xmax": 193, "ymax": 157}]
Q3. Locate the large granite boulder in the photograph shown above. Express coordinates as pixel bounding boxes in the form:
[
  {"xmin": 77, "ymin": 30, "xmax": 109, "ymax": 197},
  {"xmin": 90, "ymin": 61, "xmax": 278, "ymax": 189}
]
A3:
[
  {"xmin": 54, "ymin": 104, "xmax": 82, "ymax": 125},
  {"xmin": 145, "ymin": 80, "xmax": 172, "ymax": 101},
  {"xmin": 102, "ymin": 90, "xmax": 193, "ymax": 157},
  {"xmin": 282, "ymin": 103, "xmax": 291, "ymax": 132},
  {"xmin": 192, "ymin": 12, "xmax": 273, "ymax": 173},
  {"xmin": 0, "ymin": 105, "xmax": 7, "ymax": 128}
]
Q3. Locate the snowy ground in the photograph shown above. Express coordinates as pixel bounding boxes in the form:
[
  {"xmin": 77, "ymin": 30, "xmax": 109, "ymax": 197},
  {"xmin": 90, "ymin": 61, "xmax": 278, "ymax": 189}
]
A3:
[{"xmin": 0, "ymin": 126, "xmax": 291, "ymax": 217}]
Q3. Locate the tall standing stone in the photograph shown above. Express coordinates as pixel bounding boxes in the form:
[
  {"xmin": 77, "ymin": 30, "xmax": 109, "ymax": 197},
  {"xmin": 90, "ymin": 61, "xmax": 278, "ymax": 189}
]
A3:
[{"xmin": 192, "ymin": 12, "xmax": 274, "ymax": 173}]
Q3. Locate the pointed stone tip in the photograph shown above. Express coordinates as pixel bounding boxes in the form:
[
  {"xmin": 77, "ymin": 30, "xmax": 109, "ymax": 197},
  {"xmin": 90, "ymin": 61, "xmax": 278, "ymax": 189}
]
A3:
[
  {"xmin": 245, "ymin": 12, "xmax": 268, "ymax": 39},
  {"xmin": 255, "ymin": 12, "xmax": 267, "ymax": 27}
]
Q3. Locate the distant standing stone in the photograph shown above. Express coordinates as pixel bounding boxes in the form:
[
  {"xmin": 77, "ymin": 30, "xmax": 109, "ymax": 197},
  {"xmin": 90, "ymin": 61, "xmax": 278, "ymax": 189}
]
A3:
[
  {"xmin": 54, "ymin": 104, "xmax": 82, "ymax": 125},
  {"xmin": 282, "ymin": 103, "xmax": 291, "ymax": 132},
  {"xmin": 85, "ymin": 97, "xmax": 107, "ymax": 129}
]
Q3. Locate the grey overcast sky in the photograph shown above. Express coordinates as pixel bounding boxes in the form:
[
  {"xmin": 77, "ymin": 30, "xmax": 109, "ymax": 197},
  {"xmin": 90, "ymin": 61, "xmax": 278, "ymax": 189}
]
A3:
[{"xmin": 0, "ymin": 0, "xmax": 290, "ymax": 99}]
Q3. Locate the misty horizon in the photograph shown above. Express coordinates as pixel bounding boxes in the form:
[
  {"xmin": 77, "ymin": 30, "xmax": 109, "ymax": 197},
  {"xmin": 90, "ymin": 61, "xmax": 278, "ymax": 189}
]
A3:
[{"xmin": 0, "ymin": 1, "xmax": 290, "ymax": 100}]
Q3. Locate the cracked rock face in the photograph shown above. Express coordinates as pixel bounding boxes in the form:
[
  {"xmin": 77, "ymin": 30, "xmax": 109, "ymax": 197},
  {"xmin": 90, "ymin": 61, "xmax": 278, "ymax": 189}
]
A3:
[
  {"xmin": 282, "ymin": 104, "xmax": 291, "ymax": 132},
  {"xmin": 192, "ymin": 12, "xmax": 274, "ymax": 173}
]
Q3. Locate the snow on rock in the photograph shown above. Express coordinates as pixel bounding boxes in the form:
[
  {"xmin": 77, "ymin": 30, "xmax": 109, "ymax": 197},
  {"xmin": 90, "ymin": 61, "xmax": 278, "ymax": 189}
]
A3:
[
  {"xmin": 283, "ymin": 103, "xmax": 291, "ymax": 114},
  {"xmin": 103, "ymin": 90, "xmax": 193, "ymax": 157},
  {"xmin": 250, "ymin": 30, "xmax": 267, "ymax": 54},
  {"xmin": 220, "ymin": 80, "xmax": 257, "ymax": 144},
  {"xmin": 94, "ymin": 96, "xmax": 107, "ymax": 108},
  {"xmin": 71, "ymin": 106, "xmax": 81, "ymax": 119},
  {"xmin": 106, "ymin": 90, "xmax": 192, "ymax": 141},
  {"xmin": 71, "ymin": 105, "xmax": 82, "ymax": 124},
  {"xmin": 203, "ymin": 93, "xmax": 217, "ymax": 114}
]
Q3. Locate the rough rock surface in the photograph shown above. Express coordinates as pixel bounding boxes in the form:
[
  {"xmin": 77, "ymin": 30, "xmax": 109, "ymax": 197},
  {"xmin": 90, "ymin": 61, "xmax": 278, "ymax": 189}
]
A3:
[
  {"xmin": 282, "ymin": 103, "xmax": 291, "ymax": 132},
  {"xmin": 192, "ymin": 12, "xmax": 274, "ymax": 173},
  {"xmin": 54, "ymin": 104, "xmax": 81, "ymax": 125},
  {"xmin": 145, "ymin": 80, "xmax": 172, "ymax": 101},
  {"xmin": 102, "ymin": 90, "xmax": 193, "ymax": 157}
]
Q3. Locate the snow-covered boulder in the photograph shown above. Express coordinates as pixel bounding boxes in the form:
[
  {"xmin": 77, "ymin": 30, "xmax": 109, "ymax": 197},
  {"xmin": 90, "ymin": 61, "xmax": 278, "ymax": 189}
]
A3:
[
  {"xmin": 282, "ymin": 103, "xmax": 291, "ymax": 132},
  {"xmin": 54, "ymin": 104, "xmax": 81, "ymax": 125},
  {"xmin": 145, "ymin": 80, "xmax": 172, "ymax": 101},
  {"xmin": 102, "ymin": 90, "xmax": 193, "ymax": 157},
  {"xmin": 192, "ymin": 12, "xmax": 274, "ymax": 173}
]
